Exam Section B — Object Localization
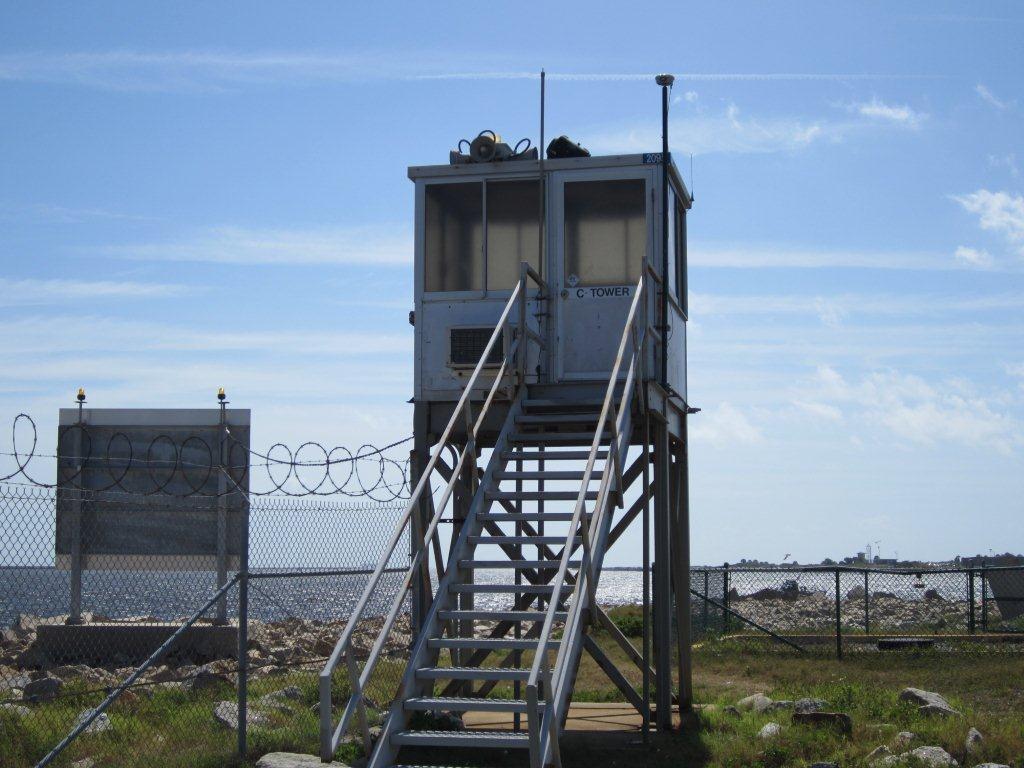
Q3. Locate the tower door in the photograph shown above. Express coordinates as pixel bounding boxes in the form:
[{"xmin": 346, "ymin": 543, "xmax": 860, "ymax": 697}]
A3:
[{"xmin": 551, "ymin": 168, "xmax": 654, "ymax": 382}]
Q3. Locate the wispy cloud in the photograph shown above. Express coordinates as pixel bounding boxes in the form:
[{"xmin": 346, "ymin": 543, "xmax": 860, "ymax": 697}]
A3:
[
  {"xmin": 988, "ymin": 153, "xmax": 1020, "ymax": 178},
  {"xmin": 97, "ymin": 224, "xmax": 411, "ymax": 265},
  {"xmin": 0, "ymin": 50, "xmax": 941, "ymax": 93},
  {"xmin": 0, "ymin": 277, "xmax": 197, "ymax": 306},
  {"xmin": 0, "ymin": 202, "xmax": 152, "ymax": 224},
  {"xmin": 952, "ymin": 189, "xmax": 1024, "ymax": 259},
  {"xmin": 845, "ymin": 97, "xmax": 927, "ymax": 128},
  {"xmin": 975, "ymin": 83, "xmax": 1011, "ymax": 111},
  {"xmin": 691, "ymin": 290, "xmax": 1024, "ymax": 319},
  {"xmin": 953, "ymin": 245, "xmax": 994, "ymax": 268},
  {"xmin": 812, "ymin": 365, "xmax": 1021, "ymax": 453},
  {"xmin": 690, "ymin": 402, "xmax": 764, "ymax": 448},
  {"xmin": 690, "ymin": 244, "xmax": 974, "ymax": 271},
  {"xmin": 590, "ymin": 103, "xmax": 830, "ymax": 156}
]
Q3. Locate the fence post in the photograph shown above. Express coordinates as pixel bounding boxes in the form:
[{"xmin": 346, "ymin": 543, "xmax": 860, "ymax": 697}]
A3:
[
  {"xmin": 863, "ymin": 569, "xmax": 870, "ymax": 635},
  {"xmin": 968, "ymin": 568, "xmax": 975, "ymax": 635},
  {"xmin": 237, "ymin": 494, "xmax": 250, "ymax": 759},
  {"xmin": 980, "ymin": 564, "xmax": 988, "ymax": 631},
  {"xmin": 702, "ymin": 569, "xmax": 709, "ymax": 634},
  {"xmin": 722, "ymin": 563, "xmax": 730, "ymax": 633},
  {"xmin": 835, "ymin": 568, "xmax": 842, "ymax": 659}
]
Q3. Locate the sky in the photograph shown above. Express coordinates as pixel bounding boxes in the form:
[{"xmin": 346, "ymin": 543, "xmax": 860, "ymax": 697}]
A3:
[{"xmin": 1, "ymin": 2, "xmax": 1022, "ymax": 566}]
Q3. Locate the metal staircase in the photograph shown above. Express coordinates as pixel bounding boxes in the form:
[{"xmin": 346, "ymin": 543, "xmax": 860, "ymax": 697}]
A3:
[{"xmin": 320, "ymin": 264, "xmax": 649, "ymax": 768}]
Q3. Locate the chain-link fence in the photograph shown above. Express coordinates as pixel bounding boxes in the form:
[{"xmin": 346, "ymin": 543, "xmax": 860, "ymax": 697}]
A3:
[
  {"xmin": 689, "ymin": 564, "xmax": 1024, "ymax": 654},
  {"xmin": 4, "ymin": 482, "xmax": 1023, "ymax": 766},
  {"xmin": 1, "ymin": 484, "xmax": 408, "ymax": 767}
]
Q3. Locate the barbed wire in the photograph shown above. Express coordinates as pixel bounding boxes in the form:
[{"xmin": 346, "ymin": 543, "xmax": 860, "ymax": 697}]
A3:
[{"xmin": 2, "ymin": 413, "xmax": 412, "ymax": 501}]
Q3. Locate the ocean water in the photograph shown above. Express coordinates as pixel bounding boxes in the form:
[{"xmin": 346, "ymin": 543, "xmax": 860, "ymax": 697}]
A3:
[{"xmin": 0, "ymin": 566, "xmax": 967, "ymax": 627}]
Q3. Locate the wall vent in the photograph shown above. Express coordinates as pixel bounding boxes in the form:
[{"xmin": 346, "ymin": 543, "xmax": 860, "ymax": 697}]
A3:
[{"xmin": 449, "ymin": 327, "xmax": 504, "ymax": 367}]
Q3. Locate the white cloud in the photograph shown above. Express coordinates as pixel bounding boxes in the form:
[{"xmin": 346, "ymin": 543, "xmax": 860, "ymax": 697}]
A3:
[
  {"xmin": 952, "ymin": 189, "xmax": 1024, "ymax": 258},
  {"xmin": 690, "ymin": 402, "xmax": 764, "ymax": 448},
  {"xmin": 0, "ymin": 51, "xmax": 933, "ymax": 93},
  {"xmin": 689, "ymin": 244, "xmax": 973, "ymax": 270},
  {"xmin": 792, "ymin": 400, "xmax": 844, "ymax": 422},
  {"xmin": 589, "ymin": 103, "xmax": 832, "ymax": 156},
  {"xmin": 811, "ymin": 365, "xmax": 1021, "ymax": 453},
  {"xmin": 954, "ymin": 245, "xmax": 994, "ymax": 268},
  {"xmin": 975, "ymin": 83, "xmax": 1010, "ymax": 110},
  {"xmin": 0, "ymin": 277, "xmax": 197, "ymax": 306},
  {"xmin": 848, "ymin": 97, "xmax": 927, "ymax": 128},
  {"xmin": 98, "ymin": 224, "xmax": 412, "ymax": 265},
  {"xmin": 988, "ymin": 153, "xmax": 1019, "ymax": 178}
]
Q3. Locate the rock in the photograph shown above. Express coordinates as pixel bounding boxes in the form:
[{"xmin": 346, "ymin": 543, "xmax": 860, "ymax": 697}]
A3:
[
  {"xmin": 213, "ymin": 700, "xmax": 269, "ymax": 730},
  {"xmin": 794, "ymin": 697, "xmax": 829, "ymax": 714},
  {"xmin": 759, "ymin": 722, "xmax": 781, "ymax": 739},
  {"xmin": 263, "ymin": 685, "xmax": 303, "ymax": 702},
  {"xmin": 185, "ymin": 669, "xmax": 231, "ymax": 693},
  {"xmin": 809, "ymin": 763, "xmax": 839, "ymax": 768},
  {"xmin": 71, "ymin": 759, "xmax": 96, "ymax": 768},
  {"xmin": 969, "ymin": 764, "xmax": 1009, "ymax": 768},
  {"xmin": 3, "ymin": 703, "xmax": 31, "ymax": 717},
  {"xmin": 895, "ymin": 731, "xmax": 916, "ymax": 747},
  {"xmin": 920, "ymin": 704, "xmax": 960, "ymax": 718},
  {"xmin": 867, "ymin": 745, "xmax": 892, "ymax": 760},
  {"xmin": 768, "ymin": 699, "xmax": 794, "ymax": 711},
  {"xmin": 75, "ymin": 709, "xmax": 112, "ymax": 734},
  {"xmin": 737, "ymin": 692, "xmax": 773, "ymax": 713},
  {"xmin": 924, "ymin": 589, "xmax": 944, "ymax": 601},
  {"xmin": 965, "ymin": 727, "xmax": 983, "ymax": 752},
  {"xmin": 792, "ymin": 711, "xmax": 853, "ymax": 736},
  {"xmin": 255, "ymin": 753, "xmax": 349, "ymax": 768},
  {"xmin": 722, "ymin": 705, "xmax": 740, "ymax": 717},
  {"xmin": 23, "ymin": 675, "xmax": 62, "ymax": 702},
  {"xmin": 899, "ymin": 688, "xmax": 960, "ymax": 717},
  {"xmin": 847, "ymin": 585, "xmax": 866, "ymax": 600},
  {"xmin": 907, "ymin": 745, "xmax": 958, "ymax": 767}
]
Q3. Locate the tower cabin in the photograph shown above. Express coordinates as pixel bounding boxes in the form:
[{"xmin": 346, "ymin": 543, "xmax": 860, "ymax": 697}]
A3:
[{"xmin": 320, "ymin": 131, "xmax": 694, "ymax": 768}]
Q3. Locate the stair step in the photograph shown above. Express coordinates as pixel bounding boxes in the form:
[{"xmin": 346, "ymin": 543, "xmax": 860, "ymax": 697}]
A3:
[
  {"xmin": 517, "ymin": 413, "xmax": 602, "ymax": 424},
  {"xmin": 459, "ymin": 559, "xmax": 581, "ymax": 569},
  {"xmin": 510, "ymin": 432, "xmax": 608, "ymax": 444},
  {"xmin": 427, "ymin": 638, "xmax": 558, "ymax": 651},
  {"xmin": 523, "ymin": 398, "xmax": 604, "ymax": 410},
  {"xmin": 469, "ymin": 535, "xmax": 581, "ymax": 546},
  {"xmin": 503, "ymin": 450, "xmax": 608, "ymax": 461},
  {"xmin": 494, "ymin": 470, "xmax": 588, "ymax": 481},
  {"xmin": 416, "ymin": 666, "xmax": 530, "ymax": 681},
  {"xmin": 391, "ymin": 730, "xmax": 529, "ymax": 748},
  {"xmin": 438, "ymin": 610, "xmax": 568, "ymax": 622},
  {"xmin": 449, "ymin": 583, "xmax": 572, "ymax": 595},
  {"xmin": 404, "ymin": 696, "xmax": 542, "ymax": 713},
  {"xmin": 476, "ymin": 512, "xmax": 590, "ymax": 522},
  {"xmin": 486, "ymin": 490, "xmax": 598, "ymax": 501}
]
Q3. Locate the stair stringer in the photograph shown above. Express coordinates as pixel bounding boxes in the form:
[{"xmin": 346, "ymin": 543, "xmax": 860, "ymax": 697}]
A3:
[
  {"xmin": 365, "ymin": 390, "xmax": 526, "ymax": 768},
  {"xmin": 536, "ymin": 396, "xmax": 636, "ymax": 766}
]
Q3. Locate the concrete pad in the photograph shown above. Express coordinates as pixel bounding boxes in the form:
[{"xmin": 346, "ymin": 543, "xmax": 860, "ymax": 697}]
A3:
[
  {"xmin": 464, "ymin": 702, "xmax": 681, "ymax": 734},
  {"xmin": 33, "ymin": 623, "xmax": 237, "ymax": 665}
]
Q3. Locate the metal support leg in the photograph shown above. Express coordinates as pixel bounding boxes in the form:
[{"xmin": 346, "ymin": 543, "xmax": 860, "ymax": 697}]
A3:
[
  {"xmin": 671, "ymin": 430, "xmax": 693, "ymax": 714},
  {"xmin": 215, "ymin": 416, "xmax": 229, "ymax": 625},
  {"xmin": 652, "ymin": 419, "xmax": 672, "ymax": 729}
]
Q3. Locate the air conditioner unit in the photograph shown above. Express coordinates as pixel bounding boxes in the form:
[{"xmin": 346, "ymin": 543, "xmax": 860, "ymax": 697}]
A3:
[{"xmin": 448, "ymin": 326, "xmax": 506, "ymax": 368}]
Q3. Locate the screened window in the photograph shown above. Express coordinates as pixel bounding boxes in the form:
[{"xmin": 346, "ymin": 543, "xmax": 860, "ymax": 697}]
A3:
[
  {"xmin": 424, "ymin": 182, "xmax": 483, "ymax": 292},
  {"xmin": 563, "ymin": 179, "xmax": 646, "ymax": 286},
  {"xmin": 486, "ymin": 180, "xmax": 540, "ymax": 290}
]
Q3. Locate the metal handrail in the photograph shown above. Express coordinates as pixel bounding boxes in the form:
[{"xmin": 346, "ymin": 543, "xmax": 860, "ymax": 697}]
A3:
[
  {"xmin": 319, "ymin": 263, "xmax": 546, "ymax": 760},
  {"xmin": 526, "ymin": 273, "xmax": 647, "ymax": 767}
]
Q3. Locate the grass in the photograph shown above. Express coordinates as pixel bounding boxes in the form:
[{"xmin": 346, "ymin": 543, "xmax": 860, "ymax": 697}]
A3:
[{"xmin": 3, "ymin": 631, "xmax": 1022, "ymax": 767}]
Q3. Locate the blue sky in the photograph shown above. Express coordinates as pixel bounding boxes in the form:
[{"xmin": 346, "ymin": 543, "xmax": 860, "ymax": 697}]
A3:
[{"xmin": 1, "ymin": 2, "xmax": 1022, "ymax": 565}]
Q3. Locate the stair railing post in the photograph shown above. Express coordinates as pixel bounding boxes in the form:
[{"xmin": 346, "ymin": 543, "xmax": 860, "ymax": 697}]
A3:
[
  {"xmin": 518, "ymin": 262, "xmax": 528, "ymax": 387},
  {"xmin": 346, "ymin": 651, "xmax": 373, "ymax": 754},
  {"xmin": 541, "ymin": 654, "xmax": 562, "ymax": 768}
]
